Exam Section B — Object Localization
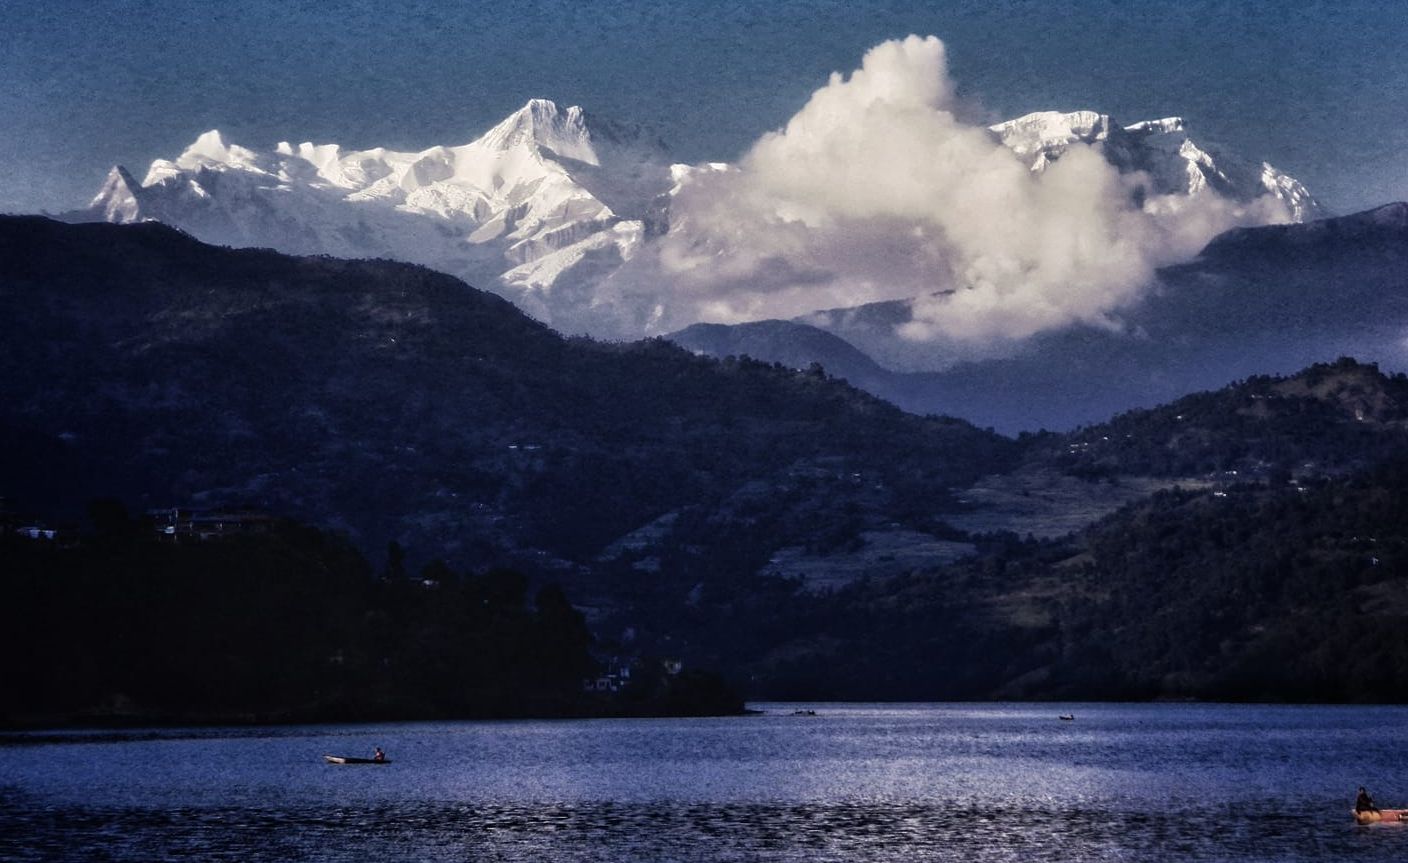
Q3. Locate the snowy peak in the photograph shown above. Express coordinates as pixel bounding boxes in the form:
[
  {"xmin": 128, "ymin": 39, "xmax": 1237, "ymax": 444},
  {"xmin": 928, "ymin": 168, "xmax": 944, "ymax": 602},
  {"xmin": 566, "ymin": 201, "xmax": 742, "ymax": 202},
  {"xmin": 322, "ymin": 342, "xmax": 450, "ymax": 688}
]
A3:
[
  {"xmin": 991, "ymin": 110, "xmax": 1323, "ymax": 221},
  {"xmin": 1121, "ymin": 115, "xmax": 1324, "ymax": 221},
  {"xmin": 478, "ymin": 99, "xmax": 599, "ymax": 165},
  {"xmin": 88, "ymin": 166, "xmax": 144, "ymax": 223},
  {"xmin": 468, "ymin": 98, "xmax": 672, "ymax": 189},
  {"xmin": 78, "ymin": 100, "xmax": 679, "ymax": 334},
  {"xmin": 1125, "ymin": 117, "xmax": 1186, "ymax": 136},
  {"xmin": 273, "ymin": 140, "xmax": 359, "ymax": 188},
  {"xmin": 79, "ymin": 100, "xmax": 1324, "ymax": 340},
  {"xmin": 990, "ymin": 110, "xmax": 1153, "ymax": 178},
  {"xmin": 175, "ymin": 129, "xmax": 271, "ymax": 173},
  {"xmin": 991, "ymin": 110, "xmax": 1123, "ymax": 157}
]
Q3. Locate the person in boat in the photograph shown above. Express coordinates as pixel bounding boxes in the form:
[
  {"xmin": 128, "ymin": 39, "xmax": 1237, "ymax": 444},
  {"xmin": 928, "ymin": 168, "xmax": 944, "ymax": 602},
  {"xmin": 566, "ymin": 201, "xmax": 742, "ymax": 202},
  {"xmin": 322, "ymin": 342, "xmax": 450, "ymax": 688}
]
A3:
[
  {"xmin": 1356, "ymin": 787, "xmax": 1379, "ymax": 814},
  {"xmin": 373, "ymin": 747, "xmax": 385, "ymax": 763}
]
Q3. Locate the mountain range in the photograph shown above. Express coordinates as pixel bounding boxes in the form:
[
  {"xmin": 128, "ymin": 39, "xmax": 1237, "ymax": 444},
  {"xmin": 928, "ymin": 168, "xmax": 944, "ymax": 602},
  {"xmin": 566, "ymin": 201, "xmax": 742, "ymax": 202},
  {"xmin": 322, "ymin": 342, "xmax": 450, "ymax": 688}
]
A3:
[{"xmin": 72, "ymin": 100, "xmax": 1317, "ymax": 353}]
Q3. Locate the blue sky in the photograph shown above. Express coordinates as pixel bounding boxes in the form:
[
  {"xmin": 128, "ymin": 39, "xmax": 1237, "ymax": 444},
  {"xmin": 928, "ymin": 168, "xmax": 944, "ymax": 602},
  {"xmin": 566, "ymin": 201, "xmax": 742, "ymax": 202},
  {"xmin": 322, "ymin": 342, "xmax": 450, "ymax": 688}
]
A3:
[{"xmin": 3, "ymin": 0, "xmax": 1405, "ymax": 216}]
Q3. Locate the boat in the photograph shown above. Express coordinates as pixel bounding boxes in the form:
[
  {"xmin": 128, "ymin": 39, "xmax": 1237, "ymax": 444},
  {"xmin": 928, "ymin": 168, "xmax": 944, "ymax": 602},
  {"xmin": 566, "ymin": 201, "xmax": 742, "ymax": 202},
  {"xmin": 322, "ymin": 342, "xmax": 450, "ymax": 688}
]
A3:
[
  {"xmin": 323, "ymin": 755, "xmax": 391, "ymax": 765},
  {"xmin": 1354, "ymin": 809, "xmax": 1408, "ymax": 825},
  {"xmin": 1058, "ymin": 714, "xmax": 1075, "ymax": 721}
]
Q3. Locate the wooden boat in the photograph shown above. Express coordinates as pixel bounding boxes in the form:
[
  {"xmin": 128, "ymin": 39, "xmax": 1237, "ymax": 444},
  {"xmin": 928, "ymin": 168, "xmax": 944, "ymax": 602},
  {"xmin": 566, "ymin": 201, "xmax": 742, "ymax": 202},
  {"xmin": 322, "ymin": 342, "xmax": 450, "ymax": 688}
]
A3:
[
  {"xmin": 1354, "ymin": 809, "xmax": 1408, "ymax": 825},
  {"xmin": 323, "ymin": 754, "xmax": 391, "ymax": 765}
]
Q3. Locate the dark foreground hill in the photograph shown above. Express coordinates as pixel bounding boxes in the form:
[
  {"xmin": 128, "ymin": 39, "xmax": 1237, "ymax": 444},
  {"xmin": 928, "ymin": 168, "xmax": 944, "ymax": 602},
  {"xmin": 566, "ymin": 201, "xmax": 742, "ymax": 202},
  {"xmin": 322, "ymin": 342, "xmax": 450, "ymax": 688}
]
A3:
[
  {"xmin": 743, "ymin": 456, "xmax": 1408, "ymax": 703},
  {"xmin": 618, "ymin": 360, "xmax": 1408, "ymax": 701},
  {"xmin": 2, "ymin": 519, "xmax": 742, "ymax": 726},
  {"xmin": 0, "ymin": 216, "xmax": 1013, "ymax": 573},
  {"xmin": 8, "ymin": 217, "xmax": 1408, "ymax": 705}
]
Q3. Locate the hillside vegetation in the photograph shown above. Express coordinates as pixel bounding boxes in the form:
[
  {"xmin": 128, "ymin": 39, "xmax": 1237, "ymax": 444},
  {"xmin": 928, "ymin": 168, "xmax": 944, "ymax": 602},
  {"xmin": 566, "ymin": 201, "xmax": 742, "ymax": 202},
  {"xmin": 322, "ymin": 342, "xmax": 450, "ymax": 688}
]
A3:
[
  {"xmin": 6, "ymin": 217, "xmax": 1408, "ymax": 706},
  {"xmin": 0, "ymin": 216, "xmax": 1013, "ymax": 570},
  {"xmin": 612, "ymin": 360, "xmax": 1408, "ymax": 702},
  {"xmin": 2, "ymin": 512, "xmax": 740, "ymax": 726}
]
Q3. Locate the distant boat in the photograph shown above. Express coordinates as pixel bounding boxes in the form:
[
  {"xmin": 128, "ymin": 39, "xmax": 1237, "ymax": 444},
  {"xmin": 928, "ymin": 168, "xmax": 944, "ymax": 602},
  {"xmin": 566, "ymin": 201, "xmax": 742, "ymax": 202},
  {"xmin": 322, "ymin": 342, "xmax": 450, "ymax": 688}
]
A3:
[
  {"xmin": 1355, "ymin": 809, "xmax": 1408, "ymax": 825},
  {"xmin": 791, "ymin": 709, "xmax": 817, "ymax": 716},
  {"xmin": 1058, "ymin": 714, "xmax": 1075, "ymax": 721},
  {"xmin": 324, "ymin": 755, "xmax": 391, "ymax": 765}
]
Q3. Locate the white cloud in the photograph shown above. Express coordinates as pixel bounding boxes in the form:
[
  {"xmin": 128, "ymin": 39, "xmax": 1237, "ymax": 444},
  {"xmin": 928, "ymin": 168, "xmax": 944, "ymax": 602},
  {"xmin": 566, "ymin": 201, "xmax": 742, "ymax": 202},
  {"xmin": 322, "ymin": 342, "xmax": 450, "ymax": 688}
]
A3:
[{"xmin": 632, "ymin": 34, "xmax": 1287, "ymax": 344}]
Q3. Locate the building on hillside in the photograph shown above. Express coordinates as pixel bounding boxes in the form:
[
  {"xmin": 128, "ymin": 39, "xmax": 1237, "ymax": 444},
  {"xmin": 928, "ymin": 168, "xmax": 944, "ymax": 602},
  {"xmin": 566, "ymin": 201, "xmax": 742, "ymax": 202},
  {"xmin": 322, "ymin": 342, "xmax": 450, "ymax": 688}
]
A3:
[
  {"xmin": 1, "ymin": 498, "xmax": 75, "ymax": 542},
  {"xmin": 15, "ymin": 525, "xmax": 60, "ymax": 540},
  {"xmin": 150, "ymin": 507, "xmax": 275, "ymax": 542},
  {"xmin": 583, "ymin": 657, "xmax": 635, "ymax": 693},
  {"xmin": 582, "ymin": 657, "xmax": 685, "ymax": 693}
]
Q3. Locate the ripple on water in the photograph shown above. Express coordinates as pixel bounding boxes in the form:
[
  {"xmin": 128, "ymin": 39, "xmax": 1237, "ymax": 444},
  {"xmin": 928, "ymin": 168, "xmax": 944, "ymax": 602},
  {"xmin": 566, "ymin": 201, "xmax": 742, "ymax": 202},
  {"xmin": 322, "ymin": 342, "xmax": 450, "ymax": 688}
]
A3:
[
  {"xmin": 3, "ymin": 797, "xmax": 1406, "ymax": 863},
  {"xmin": 4, "ymin": 704, "xmax": 1408, "ymax": 862}
]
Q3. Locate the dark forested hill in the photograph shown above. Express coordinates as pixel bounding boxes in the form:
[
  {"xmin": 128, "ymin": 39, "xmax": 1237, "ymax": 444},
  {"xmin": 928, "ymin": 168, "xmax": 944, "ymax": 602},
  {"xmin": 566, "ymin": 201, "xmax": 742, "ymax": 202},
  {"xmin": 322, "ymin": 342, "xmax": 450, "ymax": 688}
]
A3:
[
  {"xmin": 728, "ymin": 457, "xmax": 1408, "ymax": 703},
  {"xmin": 2, "ymin": 516, "xmax": 743, "ymax": 726},
  {"xmin": 9, "ymin": 216, "xmax": 1408, "ymax": 707},
  {"xmin": 1025, "ymin": 358, "xmax": 1408, "ymax": 479},
  {"xmin": 603, "ymin": 362, "xmax": 1408, "ymax": 703},
  {"xmin": 0, "ymin": 215, "xmax": 1013, "ymax": 569}
]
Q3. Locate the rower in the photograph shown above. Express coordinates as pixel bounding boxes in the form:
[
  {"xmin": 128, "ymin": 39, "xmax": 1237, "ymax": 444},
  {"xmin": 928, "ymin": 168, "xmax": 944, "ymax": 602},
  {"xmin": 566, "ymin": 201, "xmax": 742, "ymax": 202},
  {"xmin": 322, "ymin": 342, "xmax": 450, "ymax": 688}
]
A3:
[{"xmin": 1357, "ymin": 787, "xmax": 1379, "ymax": 814}]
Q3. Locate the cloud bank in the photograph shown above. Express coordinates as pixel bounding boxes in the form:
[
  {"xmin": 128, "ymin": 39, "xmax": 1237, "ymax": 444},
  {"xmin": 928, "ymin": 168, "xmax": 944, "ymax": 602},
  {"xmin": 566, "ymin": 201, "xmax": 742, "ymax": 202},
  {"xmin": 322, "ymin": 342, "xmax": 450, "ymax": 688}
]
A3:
[{"xmin": 635, "ymin": 35, "xmax": 1289, "ymax": 345}]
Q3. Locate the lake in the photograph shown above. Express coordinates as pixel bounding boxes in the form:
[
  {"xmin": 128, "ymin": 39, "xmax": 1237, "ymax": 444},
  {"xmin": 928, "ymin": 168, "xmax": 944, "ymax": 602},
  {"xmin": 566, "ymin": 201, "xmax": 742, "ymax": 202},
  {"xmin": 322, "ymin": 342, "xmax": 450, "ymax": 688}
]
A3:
[{"xmin": 4, "ymin": 703, "xmax": 1407, "ymax": 861}]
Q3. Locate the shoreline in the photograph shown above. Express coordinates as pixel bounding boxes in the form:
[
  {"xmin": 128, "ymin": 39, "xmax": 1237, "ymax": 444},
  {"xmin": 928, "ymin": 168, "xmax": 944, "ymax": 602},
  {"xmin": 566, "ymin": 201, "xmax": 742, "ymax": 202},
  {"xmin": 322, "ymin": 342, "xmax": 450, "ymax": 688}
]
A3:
[{"xmin": 11, "ymin": 698, "xmax": 1408, "ymax": 736}]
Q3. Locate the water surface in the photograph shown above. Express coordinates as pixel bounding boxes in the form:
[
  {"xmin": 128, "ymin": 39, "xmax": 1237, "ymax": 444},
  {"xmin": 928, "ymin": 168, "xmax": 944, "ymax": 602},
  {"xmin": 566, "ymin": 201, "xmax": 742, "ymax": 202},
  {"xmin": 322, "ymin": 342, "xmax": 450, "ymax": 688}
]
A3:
[{"xmin": 4, "ymin": 703, "xmax": 1406, "ymax": 861}]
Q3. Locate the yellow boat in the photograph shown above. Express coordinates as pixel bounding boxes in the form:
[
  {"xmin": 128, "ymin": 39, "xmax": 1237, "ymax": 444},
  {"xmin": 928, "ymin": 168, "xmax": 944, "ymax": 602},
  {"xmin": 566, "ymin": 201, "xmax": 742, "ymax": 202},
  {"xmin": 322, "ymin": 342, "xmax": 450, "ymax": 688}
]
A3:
[{"xmin": 1354, "ymin": 808, "xmax": 1408, "ymax": 825}]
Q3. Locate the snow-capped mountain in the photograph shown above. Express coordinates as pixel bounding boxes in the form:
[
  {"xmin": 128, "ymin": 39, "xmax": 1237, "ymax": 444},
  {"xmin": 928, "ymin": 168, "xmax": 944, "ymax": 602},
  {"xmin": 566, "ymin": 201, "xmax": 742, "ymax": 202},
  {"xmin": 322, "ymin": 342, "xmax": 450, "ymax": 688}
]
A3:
[
  {"xmin": 81, "ymin": 101, "xmax": 1321, "ymax": 339},
  {"xmin": 991, "ymin": 111, "xmax": 1322, "ymax": 222},
  {"xmin": 84, "ymin": 100, "xmax": 673, "ymax": 332}
]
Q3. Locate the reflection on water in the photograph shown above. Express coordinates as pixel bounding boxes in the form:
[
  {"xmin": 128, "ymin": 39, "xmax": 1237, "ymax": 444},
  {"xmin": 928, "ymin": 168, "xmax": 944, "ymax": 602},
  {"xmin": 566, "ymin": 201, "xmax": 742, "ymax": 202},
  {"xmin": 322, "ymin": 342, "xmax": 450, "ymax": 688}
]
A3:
[
  {"xmin": 4, "ymin": 703, "xmax": 1408, "ymax": 862},
  {"xmin": 7, "ymin": 796, "xmax": 1406, "ymax": 863}
]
